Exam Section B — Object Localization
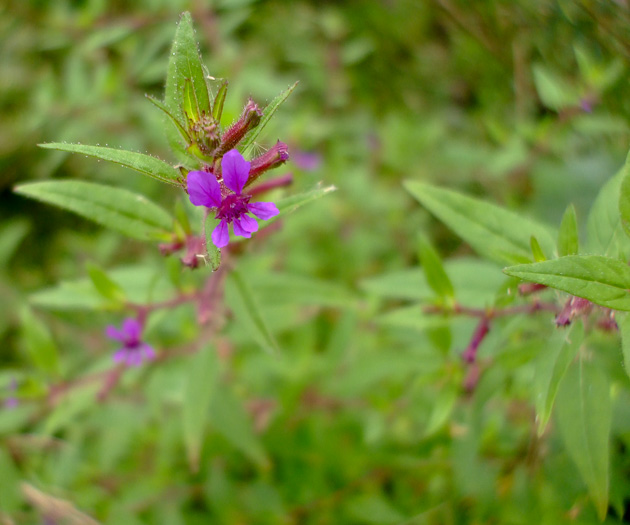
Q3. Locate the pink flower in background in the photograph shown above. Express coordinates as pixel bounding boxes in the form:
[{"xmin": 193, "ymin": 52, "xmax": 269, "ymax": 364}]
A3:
[
  {"xmin": 187, "ymin": 149, "xmax": 279, "ymax": 248},
  {"xmin": 105, "ymin": 318, "xmax": 155, "ymax": 366}
]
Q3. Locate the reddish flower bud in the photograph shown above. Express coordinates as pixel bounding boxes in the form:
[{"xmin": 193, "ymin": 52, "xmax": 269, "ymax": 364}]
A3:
[
  {"xmin": 247, "ymin": 141, "xmax": 290, "ymax": 186},
  {"xmin": 217, "ymin": 99, "xmax": 262, "ymax": 154},
  {"xmin": 555, "ymin": 296, "xmax": 592, "ymax": 327}
]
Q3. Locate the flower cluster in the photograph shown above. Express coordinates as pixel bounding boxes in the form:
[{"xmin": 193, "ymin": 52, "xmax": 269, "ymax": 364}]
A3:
[{"xmin": 187, "ymin": 147, "xmax": 286, "ymax": 248}]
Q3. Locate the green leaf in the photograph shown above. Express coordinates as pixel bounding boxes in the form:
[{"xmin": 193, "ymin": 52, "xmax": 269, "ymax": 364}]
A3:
[
  {"xmin": 15, "ymin": 180, "xmax": 174, "ymax": 241},
  {"xmin": 241, "ymin": 82, "xmax": 299, "ymax": 156},
  {"xmin": 38, "ymin": 143, "xmax": 181, "ymax": 186},
  {"xmin": 209, "ymin": 386, "xmax": 269, "ymax": 469},
  {"xmin": 146, "ymin": 94, "xmax": 191, "ymax": 144},
  {"xmin": 0, "ymin": 448, "xmax": 21, "ymax": 513},
  {"xmin": 558, "ymin": 204, "xmax": 579, "ymax": 256},
  {"xmin": 404, "ymin": 180, "xmax": 555, "ymax": 265},
  {"xmin": 20, "ymin": 306, "xmax": 60, "ymax": 376},
  {"xmin": 618, "ymin": 313, "xmax": 630, "ymax": 380},
  {"xmin": 272, "ymin": 184, "xmax": 336, "ymax": 219},
  {"xmin": 183, "ymin": 345, "xmax": 220, "ymax": 472},
  {"xmin": 618, "ymin": 156, "xmax": 630, "ymax": 241},
  {"xmin": 556, "ymin": 359, "xmax": 610, "ymax": 520},
  {"xmin": 587, "ymin": 163, "xmax": 630, "ymax": 257},
  {"xmin": 534, "ymin": 323, "xmax": 583, "ymax": 435},
  {"xmin": 165, "ymin": 12, "xmax": 211, "ymax": 125},
  {"xmin": 86, "ymin": 262, "xmax": 126, "ymax": 304},
  {"xmin": 0, "ymin": 219, "xmax": 30, "ymax": 268},
  {"xmin": 504, "ymin": 255, "xmax": 630, "ymax": 310},
  {"xmin": 417, "ymin": 235, "xmax": 454, "ymax": 300},
  {"xmin": 212, "ymin": 79, "xmax": 229, "ymax": 122},
  {"xmin": 530, "ymin": 236, "xmax": 546, "ymax": 262},
  {"xmin": 532, "ymin": 64, "xmax": 577, "ymax": 111},
  {"xmin": 424, "ymin": 384, "xmax": 458, "ymax": 437},
  {"xmin": 226, "ymin": 271, "xmax": 278, "ymax": 354}
]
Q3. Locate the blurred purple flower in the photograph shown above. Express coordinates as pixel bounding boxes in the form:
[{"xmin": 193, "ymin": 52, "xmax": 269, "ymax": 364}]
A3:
[
  {"xmin": 105, "ymin": 318, "xmax": 155, "ymax": 366},
  {"xmin": 187, "ymin": 149, "xmax": 279, "ymax": 248},
  {"xmin": 292, "ymin": 150, "xmax": 321, "ymax": 171},
  {"xmin": 4, "ymin": 378, "xmax": 18, "ymax": 409}
]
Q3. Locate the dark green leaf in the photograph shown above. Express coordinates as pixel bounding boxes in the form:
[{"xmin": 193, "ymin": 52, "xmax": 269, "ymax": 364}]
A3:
[
  {"xmin": 404, "ymin": 180, "xmax": 555, "ymax": 265},
  {"xmin": 556, "ymin": 359, "xmax": 610, "ymax": 520},
  {"xmin": 38, "ymin": 143, "xmax": 181, "ymax": 186},
  {"xmin": 558, "ymin": 204, "xmax": 579, "ymax": 256},
  {"xmin": 15, "ymin": 180, "xmax": 174, "ymax": 241}
]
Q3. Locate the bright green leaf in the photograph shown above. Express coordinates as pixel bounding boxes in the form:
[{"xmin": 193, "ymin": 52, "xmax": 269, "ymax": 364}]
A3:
[
  {"xmin": 504, "ymin": 255, "xmax": 630, "ymax": 310},
  {"xmin": 556, "ymin": 359, "xmax": 610, "ymax": 520},
  {"xmin": 532, "ymin": 64, "xmax": 578, "ymax": 111},
  {"xmin": 418, "ymin": 235, "xmax": 454, "ymax": 300},
  {"xmin": 183, "ymin": 345, "xmax": 220, "ymax": 472},
  {"xmin": 38, "ymin": 143, "xmax": 181, "ymax": 186},
  {"xmin": 558, "ymin": 203, "xmax": 579, "ymax": 256},
  {"xmin": 530, "ymin": 236, "xmax": 546, "ymax": 262},
  {"xmin": 404, "ymin": 180, "xmax": 555, "ymax": 265},
  {"xmin": 86, "ymin": 262, "xmax": 126, "ymax": 304},
  {"xmin": 15, "ymin": 180, "xmax": 174, "ymax": 241}
]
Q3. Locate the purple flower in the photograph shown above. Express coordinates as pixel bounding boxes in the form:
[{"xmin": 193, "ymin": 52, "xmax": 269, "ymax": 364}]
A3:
[
  {"xmin": 187, "ymin": 149, "xmax": 280, "ymax": 248},
  {"xmin": 105, "ymin": 318, "xmax": 155, "ymax": 367},
  {"xmin": 4, "ymin": 377, "xmax": 18, "ymax": 409}
]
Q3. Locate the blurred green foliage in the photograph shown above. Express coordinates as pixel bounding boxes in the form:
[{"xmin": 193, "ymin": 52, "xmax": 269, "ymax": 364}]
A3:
[{"xmin": 3, "ymin": 0, "xmax": 630, "ymax": 523}]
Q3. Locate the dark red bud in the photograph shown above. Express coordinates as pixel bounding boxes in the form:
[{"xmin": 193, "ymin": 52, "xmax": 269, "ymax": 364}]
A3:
[
  {"xmin": 247, "ymin": 141, "xmax": 290, "ymax": 186},
  {"xmin": 217, "ymin": 99, "xmax": 262, "ymax": 154}
]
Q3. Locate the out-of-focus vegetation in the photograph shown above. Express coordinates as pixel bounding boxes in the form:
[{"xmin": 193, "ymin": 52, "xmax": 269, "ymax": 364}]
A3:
[{"xmin": 3, "ymin": 1, "xmax": 630, "ymax": 523}]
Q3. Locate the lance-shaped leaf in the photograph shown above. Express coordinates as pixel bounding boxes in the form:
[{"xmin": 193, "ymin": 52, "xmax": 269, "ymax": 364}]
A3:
[
  {"xmin": 504, "ymin": 255, "xmax": 630, "ymax": 310},
  {"xmin": 15, "ymin": 180, "xmax": 174, "ymax": 241},
  {"xmin": 618, "ymin": 312, "xmax": 630, "ymax": 380},
  {"xmin": 558, "ymin": 203, "xmax": 579, "ymax": 256},
  {"xmin": 417, "ymin": 235, "xmax": 454, "ymax": 300},
  {"xmin": 556, "ymin": 359, "xmax": 611, "ymax": 520},
  {"xmin": 38, "ymin": 143, "xmax": 181, "ymax": 186},
  {"xmin": 241, "ymin": 82, "xmax": 299, "ymax": 156},
  {"xmin": 404, "ymin": 180, "xmax": 555, "ymax": 265}
]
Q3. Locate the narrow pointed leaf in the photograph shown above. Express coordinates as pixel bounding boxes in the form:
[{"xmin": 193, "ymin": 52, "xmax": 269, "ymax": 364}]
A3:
[
  {"xmin": 418, "ymin": 235, "xmax": 454, "ymax": 299},
  {"xmin": 226, "ymin": 271, "xmax": 278, "ymax": 354},
  {"xmin": 534, "ymin": 323, "xmax": 583, "ymax": 435},
  {"xmin": 241, "ymin": 82, "xmax": 299, "ymax": 156},
  {"xmin": 146, "ymin": 94, "xmax": 190, "ymax": 143},
  {"xmin": 86, "ymin": 262, "xmax": 126, "ymax": 304},
  {"xmin": 20, "ymin": 306, "xmax": 60, "ymax": 376},
  {"xmin": 404, "ymin": 180, "xmax": 555, "ymax": 265},
  {"xmin": 558, "ymin": 204, "xmax": 579, "ymax": 256},
  {"xmin": 212, "ymin": 80, "xmax": 229, "ymax": 122},
  {"xmin": 556, "ymin": 359, "xmax": 610, "ymax": 520},
  {"xmin": 504, "ymin": 255, "xmax": 630, "ymax": 310},
  {"xmin": 183, "ymin": 345, "xmax": 220, "ymax": 472},
  {"xmin": 38, "ymin": 143, "xmax": 181, "ymax": 186},
  {"xmin": 15, "ymin": 180, "xmax": 174, "ymax": 241},
  {"xmin": 530, "ymin": 236, "xmax": 546, "ymax": 261},
  {"xmin": 618, "ymin": 312, "xmax": 630, "ymax": 380}
]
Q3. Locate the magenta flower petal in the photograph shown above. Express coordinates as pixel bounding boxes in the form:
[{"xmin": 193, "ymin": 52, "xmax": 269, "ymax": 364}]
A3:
[
  {"xmin": 222, "ymin": 149, "xmax": 250, "ymax": 195},
  {"xmin": 122, "ymin": 318, "xmax": 142, "ymax": 342},
  {"xmin": 233, "ymin": 216, "xmax": 255, "ymax": 238},
  {"xmin": 239, "ymin": 214, "xmax": 259, "ymax": 233},
  {"xmin": 187, "ymin": 171, "xmax": 222, "ymax": 208},
  {"xmin": 141, "ymin": 344, "xmax": 156, "ymax": 362},
  {"xmin": 112, "ymin": 348, "xmax": 128, "ymax": 363},
  {"xmin": 212, "ymin": 220, "xmax": 230, "ymax": 248},
  {"xmin": 247, "ymin": 201, "xmax": 279, "ymax": 221},
  {"xmin": 105, "ymin": 325, "xmax": 125, "ymax": 342}
]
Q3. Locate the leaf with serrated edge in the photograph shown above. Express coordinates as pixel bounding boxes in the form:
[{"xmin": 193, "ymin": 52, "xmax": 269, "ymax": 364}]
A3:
[
  {"xmin": 504, "ymin": 255, "xmax": 630, "ymax": 310},
  {"xmin": 39, "ymin": 143, "xmax": 181, "ymax": 186},
  {"xmin": 15, "ymin": 180, "xmax": 173, "ymax": 241},
  {"xmin": 556, "ymin": 359, "xmax": 610, "ymax": 520},
  {"xmin": 241, "ymin": 82, "xmax": 299, "ymax": 156},
  {"xmin": 405, "ymin": 180, "xmax": 555, "ymax": 265}
]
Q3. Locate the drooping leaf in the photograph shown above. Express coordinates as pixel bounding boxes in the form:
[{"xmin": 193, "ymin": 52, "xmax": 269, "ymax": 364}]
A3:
[
  {"xmin": 418, "ymin": 235, "xmax": 454, "ymax": 300},
  {"xmin": 504, "ymin": 255, "xmax": 630, "ymax": 310},
  {"xmin": 226, "ymin": 271, "xmax": 278, "ymax": 354},
  {"xmin": 556, "ymin": 358, "xmax": 610, "ymax": 520},
  {"xmin": 38, "ymin": 143, "xmax": 181, "ymax": 186},
  {"xmin": 557, "ymin": 203, "xmax": 579, "ymax": 256},
  {"xmin": 183, "ymin": 345, "xmax": 220, "ymax": 472},
  {"xmin": 404, "ymin": 180, "xmax": 555, "ymax": 265},
  {"xmin": 241, "ymin": 82, "xmax": 299, "ymax": 156},
  {"xmin": 15, "ymin": 180, "xmax": 174, "ymax": 241},
  {"xmin": 534, "ymin": 322, "xmax": 583, "ymax": 435}
]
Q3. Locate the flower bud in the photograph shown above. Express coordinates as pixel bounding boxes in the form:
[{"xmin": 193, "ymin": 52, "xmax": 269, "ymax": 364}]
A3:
[
  {"xmin": 247, "ymin": 141, "xmax": 289, "ymax": 186},
  {"xmin": 217, "ymin": 99, "xmax": 262, "ymax": 155}
]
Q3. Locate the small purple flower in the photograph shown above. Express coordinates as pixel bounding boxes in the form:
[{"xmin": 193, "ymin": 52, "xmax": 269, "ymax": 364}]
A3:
[
  {"xmin": 105, "ymin": 318, "xmax": 155, "ymax": 367},
  {"xmin": 4, "ymin": 378, "xmax": 18, "ymax": 409},
  {"xmin": 186, "ymin": 149, "xmax": 279, "ymax": 248}
]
